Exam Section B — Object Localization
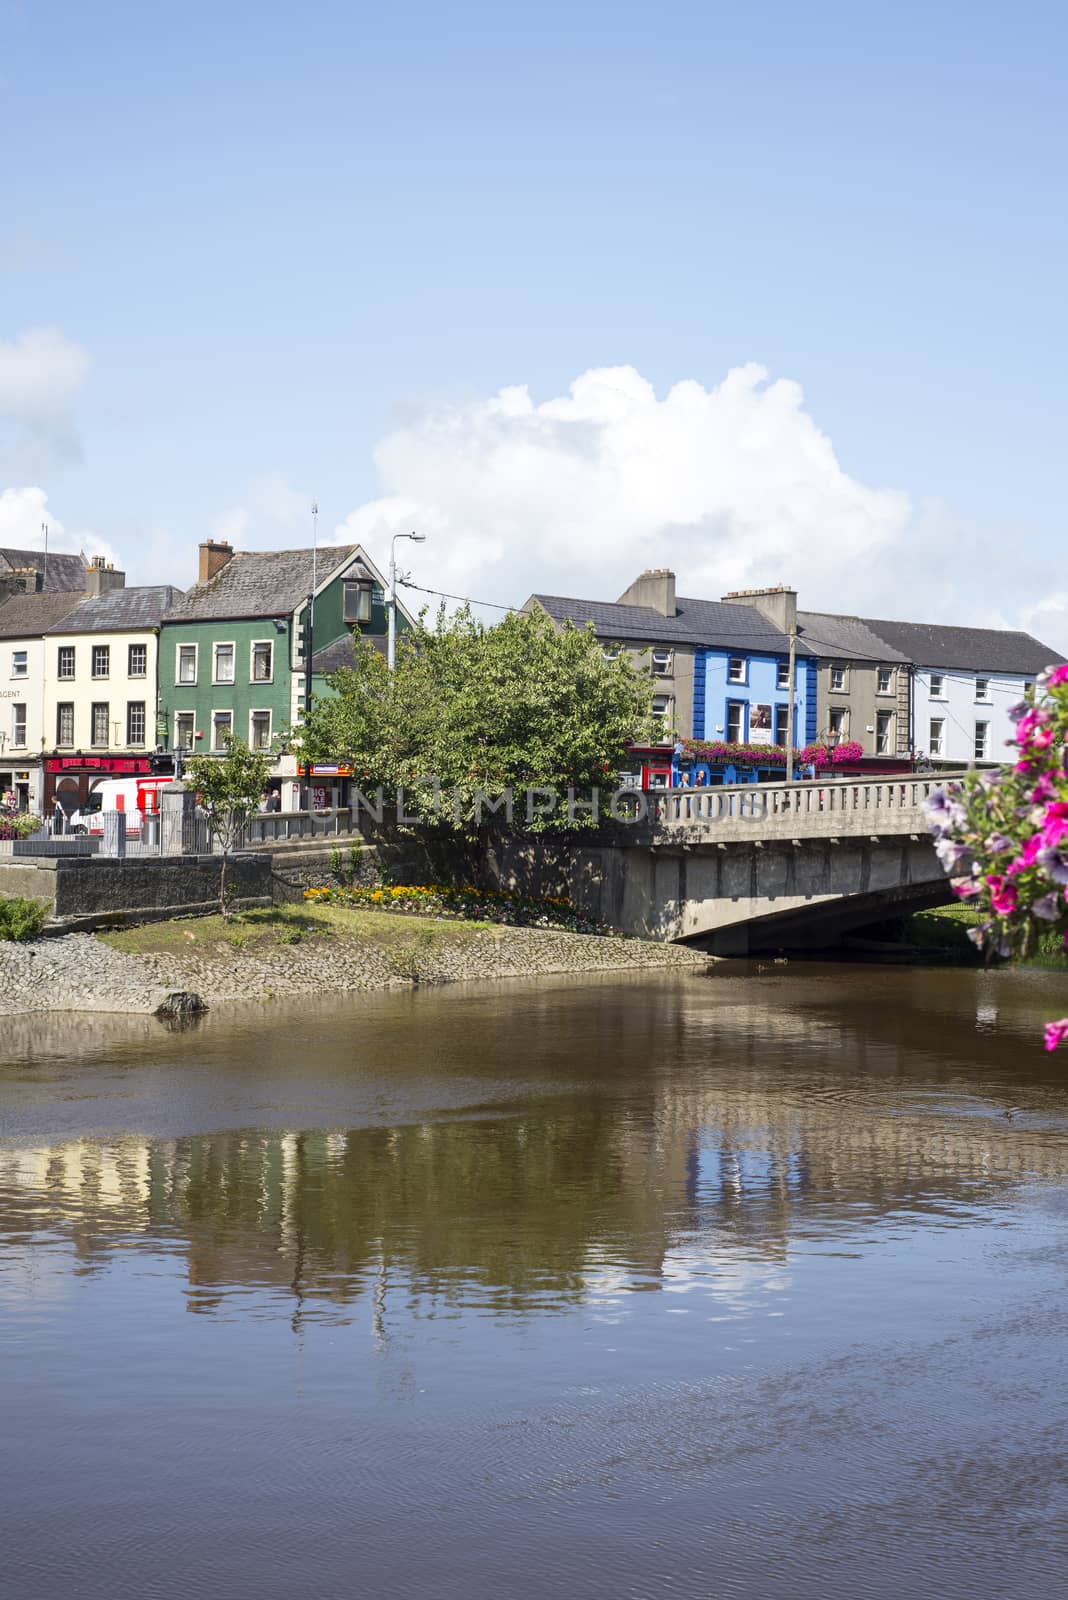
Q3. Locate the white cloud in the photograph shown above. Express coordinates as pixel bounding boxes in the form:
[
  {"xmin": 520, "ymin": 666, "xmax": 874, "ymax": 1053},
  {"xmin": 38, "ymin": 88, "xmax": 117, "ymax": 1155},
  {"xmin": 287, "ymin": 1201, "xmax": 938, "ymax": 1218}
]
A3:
[
  {"xmin": 0, "ymin": 326, "xmax": 91, "ymax": 469},
  {"xmin": 0, "ymin": 486, "xmax": 120, "ymax": 571},
  {"xmin": 213, "ymin": 473, "xmax": 315, "ymax": 547},
  {"xmin": 330, "ymin": 363, "xmax": 1068, "ymax": 652}
]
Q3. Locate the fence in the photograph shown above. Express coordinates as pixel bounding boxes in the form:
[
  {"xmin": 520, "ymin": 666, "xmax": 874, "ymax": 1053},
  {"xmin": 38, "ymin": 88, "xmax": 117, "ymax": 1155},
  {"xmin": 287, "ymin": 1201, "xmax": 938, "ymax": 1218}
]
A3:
[{"xmin": 656, "ymin": 773, "xmax": 968, "ymax": 836}]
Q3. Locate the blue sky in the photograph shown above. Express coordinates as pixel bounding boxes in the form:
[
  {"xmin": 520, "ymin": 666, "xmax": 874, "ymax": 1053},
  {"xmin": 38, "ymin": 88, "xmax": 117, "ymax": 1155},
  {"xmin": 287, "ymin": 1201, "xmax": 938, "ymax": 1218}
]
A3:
[{"xmin": 2, "ymin": 1, "xmax": 1066, "ymax": 644}]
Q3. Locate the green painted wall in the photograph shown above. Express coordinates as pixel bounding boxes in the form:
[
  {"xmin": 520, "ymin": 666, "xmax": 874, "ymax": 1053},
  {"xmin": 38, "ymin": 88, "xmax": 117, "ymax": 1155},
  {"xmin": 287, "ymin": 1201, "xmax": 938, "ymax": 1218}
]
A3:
[{"xmin": 158, "ymin": 618, "xmax": 293, "ymax": 752}]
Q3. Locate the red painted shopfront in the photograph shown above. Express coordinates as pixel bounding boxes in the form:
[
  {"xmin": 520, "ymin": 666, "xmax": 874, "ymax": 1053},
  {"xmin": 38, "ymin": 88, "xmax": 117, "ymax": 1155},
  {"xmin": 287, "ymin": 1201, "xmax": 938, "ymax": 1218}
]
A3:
[{"xmin": 44, "ymin": 754, "xmax": 155, "ymax": 813}]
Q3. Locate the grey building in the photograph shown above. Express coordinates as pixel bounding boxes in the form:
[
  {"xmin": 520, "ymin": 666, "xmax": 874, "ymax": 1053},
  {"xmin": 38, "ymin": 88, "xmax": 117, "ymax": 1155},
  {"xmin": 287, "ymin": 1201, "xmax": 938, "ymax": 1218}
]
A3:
[{"xmin": 795, "ymin": 612, "xmax": 911, "ymax": 756}]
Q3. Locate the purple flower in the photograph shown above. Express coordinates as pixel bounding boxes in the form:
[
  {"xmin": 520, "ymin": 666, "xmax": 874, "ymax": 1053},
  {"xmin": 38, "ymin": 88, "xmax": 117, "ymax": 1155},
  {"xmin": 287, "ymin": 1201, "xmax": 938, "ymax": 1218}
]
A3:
[
  {"xmin": 1031, "ymin": 892, "xmax": 1061, "ymax": 921},
  {"xmin": 984, "ymin": 832, "xmax": 1014, "ymax": 853},
  {"xmin": 1037, "ymin": 846, "xmax": 1068, "ymax": 886},
  {"xmin": 934, "ymin": 837, "xmax": 971, "ymax": 870}
]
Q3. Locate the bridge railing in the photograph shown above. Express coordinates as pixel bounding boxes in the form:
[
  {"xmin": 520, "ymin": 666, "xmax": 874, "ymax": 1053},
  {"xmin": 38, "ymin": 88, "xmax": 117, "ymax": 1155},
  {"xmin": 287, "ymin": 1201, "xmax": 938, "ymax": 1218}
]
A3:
[{"xmin": 657, "ymin": 773, "xmax": 968, "ymax": 832}]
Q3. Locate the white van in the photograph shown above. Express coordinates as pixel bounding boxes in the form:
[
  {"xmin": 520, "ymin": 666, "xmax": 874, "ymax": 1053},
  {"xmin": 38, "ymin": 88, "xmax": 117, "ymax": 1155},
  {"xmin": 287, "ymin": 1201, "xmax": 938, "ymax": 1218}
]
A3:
[{"xmin": 69, "ymin": 777, "xmax": 171, "ymax": 836}]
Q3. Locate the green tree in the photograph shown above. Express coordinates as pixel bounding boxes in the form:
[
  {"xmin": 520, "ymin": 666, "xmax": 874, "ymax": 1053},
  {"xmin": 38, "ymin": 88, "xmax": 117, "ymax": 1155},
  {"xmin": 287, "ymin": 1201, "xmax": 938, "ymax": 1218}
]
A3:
[
  {"xmin": 296, "ymin": 605, "xmax": 655, "ymax": 832},
  {"xmin": 187, "ymin": 733, "xmax": 273, "ymax": 916}
]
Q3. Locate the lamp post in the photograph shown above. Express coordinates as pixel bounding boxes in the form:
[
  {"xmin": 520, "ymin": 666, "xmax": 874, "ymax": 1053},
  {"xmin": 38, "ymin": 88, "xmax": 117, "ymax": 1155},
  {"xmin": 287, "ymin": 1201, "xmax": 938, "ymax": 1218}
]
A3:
[{"xmin": 388, "ymin": 531, "xmax": 426, "ymax": 671}]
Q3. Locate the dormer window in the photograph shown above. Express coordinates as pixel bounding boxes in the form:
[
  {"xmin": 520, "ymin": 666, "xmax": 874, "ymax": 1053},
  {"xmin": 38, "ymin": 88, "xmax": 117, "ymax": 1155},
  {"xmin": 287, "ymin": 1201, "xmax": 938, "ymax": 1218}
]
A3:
[{"xmin": 343, "ymin": 580, "xmax": 373, "ymax": 624}]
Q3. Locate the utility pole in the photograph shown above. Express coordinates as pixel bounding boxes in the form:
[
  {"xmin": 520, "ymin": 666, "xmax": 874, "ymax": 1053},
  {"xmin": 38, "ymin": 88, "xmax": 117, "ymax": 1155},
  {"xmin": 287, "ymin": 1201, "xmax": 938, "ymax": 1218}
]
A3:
[
  {"xmin": 388, "ymin": 530, "xmax": 426, "ymax": 670},
  {"xmin": 301, "ymin": 500, "xmax": 319, "ymax": 811},
  {"xmin": 786, "ymin": 622, "xmax": 797, "ymax": 782},
  {"xmin": 41, "ymin": 522, "xmax": 48, "ymax": 590}
]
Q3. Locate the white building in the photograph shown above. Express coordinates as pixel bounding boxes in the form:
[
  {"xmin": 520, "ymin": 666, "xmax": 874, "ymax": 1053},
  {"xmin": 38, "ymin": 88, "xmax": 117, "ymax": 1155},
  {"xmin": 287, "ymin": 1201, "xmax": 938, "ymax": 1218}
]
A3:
[
  {"xmin": 0, "ymin": 592, "xmax": 86, "ymax": 813},
  {"xmin": 41, "ymin": 584, "xmax": 183, "ymax": 815},
  {"xmin": 859, "ymin": 620, "xmax": 1064, "ymax": 767}
]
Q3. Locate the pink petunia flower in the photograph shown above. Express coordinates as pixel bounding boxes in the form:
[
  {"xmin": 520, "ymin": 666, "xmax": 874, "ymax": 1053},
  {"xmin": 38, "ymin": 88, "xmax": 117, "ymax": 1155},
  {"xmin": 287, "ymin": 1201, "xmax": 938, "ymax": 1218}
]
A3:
[{"xmin": 1043, "ymin": 1018, "xmax": 1068, "ymax": 1052}]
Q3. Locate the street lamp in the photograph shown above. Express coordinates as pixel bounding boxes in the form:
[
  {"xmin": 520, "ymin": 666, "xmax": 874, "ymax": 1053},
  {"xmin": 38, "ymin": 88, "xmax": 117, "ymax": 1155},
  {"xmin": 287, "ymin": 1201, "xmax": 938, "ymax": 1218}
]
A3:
[{"xmin": 388, "ymin": 531, "xmax": 426, "ymax": 671}]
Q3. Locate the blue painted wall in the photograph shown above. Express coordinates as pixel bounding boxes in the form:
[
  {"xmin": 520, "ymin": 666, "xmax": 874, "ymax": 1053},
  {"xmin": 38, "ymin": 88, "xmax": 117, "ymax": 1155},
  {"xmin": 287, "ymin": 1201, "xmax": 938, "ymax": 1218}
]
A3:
[{"xmin": 692, "ymin": 649, "xmax": 811, "ymax": 746}]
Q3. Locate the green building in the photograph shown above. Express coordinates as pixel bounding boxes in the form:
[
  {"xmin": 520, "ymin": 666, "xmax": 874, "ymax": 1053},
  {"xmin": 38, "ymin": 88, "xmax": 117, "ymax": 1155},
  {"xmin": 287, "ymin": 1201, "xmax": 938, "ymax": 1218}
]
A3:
[{"xmin": 159, "ymin": 539, "xmax": 414, "ymax": 807}]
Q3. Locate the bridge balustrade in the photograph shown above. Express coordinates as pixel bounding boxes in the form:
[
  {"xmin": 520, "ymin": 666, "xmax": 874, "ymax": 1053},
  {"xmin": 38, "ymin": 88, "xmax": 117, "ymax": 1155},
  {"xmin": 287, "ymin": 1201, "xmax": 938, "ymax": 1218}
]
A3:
[{"xmin": 659, "ymin": 774, "xmax": 966, "ymax": 833}]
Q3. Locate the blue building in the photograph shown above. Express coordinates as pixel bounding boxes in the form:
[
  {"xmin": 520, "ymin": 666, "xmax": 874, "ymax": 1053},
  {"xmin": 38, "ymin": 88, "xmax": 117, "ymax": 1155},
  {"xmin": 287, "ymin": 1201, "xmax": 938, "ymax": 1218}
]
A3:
[{"xmin": 693, "ymin": 646, "xmax": 818, "ymax": 747}]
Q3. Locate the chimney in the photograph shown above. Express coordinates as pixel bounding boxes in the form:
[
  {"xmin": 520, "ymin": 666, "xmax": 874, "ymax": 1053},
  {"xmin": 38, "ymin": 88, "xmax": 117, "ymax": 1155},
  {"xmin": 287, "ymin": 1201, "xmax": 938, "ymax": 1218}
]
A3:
[
  {"xmin": 84, "ymin": 555, "xmax": 127, "ymax": 597},
  {"xmin": 0, "ymin": 565, "xmax": 41, "ymax": 602},
  {"xmin": 616, "ymin": 568, "xmax": 677, "ymax": 617},
  {"xmin": 199, "ymin": 539, "xmax": 234, "ymax": 583},
  {"xmin": 722, "ymin": 584, "xmax": 797, "ymax": 636}
]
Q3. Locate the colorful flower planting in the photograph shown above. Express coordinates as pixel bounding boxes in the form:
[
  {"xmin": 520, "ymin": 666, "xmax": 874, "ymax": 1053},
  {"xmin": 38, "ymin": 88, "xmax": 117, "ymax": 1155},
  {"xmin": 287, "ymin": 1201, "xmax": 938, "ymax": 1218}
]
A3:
[
  {"xmin": 303, "ymin": 882, "xmax": 611, "ymax": 934},
  {"xmin": 681, "ymin": 739, "xmax": 867, "ymax": 769},
  {"xmin": 924, "ymin": 662, "xmax": 1068, "ymax": 1051}
]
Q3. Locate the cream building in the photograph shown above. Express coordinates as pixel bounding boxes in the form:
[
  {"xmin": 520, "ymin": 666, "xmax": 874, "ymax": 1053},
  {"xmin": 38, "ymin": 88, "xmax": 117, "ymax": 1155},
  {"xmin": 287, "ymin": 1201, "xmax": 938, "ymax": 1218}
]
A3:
[
  {"xmin": 41, "ymin": 584, "xmax": 183, "ymax": 814},
  {"xmin": 0, "ymin": 592, "xmax": 85, "ymax": 813}
]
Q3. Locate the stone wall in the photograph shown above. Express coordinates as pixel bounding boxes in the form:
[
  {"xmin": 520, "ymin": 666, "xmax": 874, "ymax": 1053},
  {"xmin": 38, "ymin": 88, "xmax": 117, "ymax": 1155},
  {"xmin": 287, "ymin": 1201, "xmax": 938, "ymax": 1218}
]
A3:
[{"xmin": 0, "ymin": 852, "xmax": 273, "ymax": 932}]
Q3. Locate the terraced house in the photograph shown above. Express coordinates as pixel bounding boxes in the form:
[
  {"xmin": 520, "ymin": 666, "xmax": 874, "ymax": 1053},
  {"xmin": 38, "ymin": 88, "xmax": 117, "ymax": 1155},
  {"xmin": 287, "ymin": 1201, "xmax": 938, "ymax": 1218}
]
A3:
[
  {"xmin": 41, "ymin": 583, "xmax": 183, "ymax": 813},
  {"xmin": 159, "ymin": 540, "xmax": 413, "ymax": 808}
]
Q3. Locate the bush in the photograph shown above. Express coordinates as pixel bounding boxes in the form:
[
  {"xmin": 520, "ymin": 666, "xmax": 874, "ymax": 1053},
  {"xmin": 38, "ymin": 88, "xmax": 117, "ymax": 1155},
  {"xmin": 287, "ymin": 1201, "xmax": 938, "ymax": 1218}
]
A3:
[
  {"xmin": 0, "ymin": 812, "xmax": 42, "ymax": 841},
  {"xmin": 0, "ymin": 896, "xmax": 46, "ymax": 942}
]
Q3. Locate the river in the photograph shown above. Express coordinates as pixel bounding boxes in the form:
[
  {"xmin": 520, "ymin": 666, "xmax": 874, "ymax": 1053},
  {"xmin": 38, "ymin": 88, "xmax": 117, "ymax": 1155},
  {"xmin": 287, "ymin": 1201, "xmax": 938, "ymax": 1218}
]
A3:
[{"xmin": 2, "ymin": 963, "xmax": 1067, "ymax": 1598}]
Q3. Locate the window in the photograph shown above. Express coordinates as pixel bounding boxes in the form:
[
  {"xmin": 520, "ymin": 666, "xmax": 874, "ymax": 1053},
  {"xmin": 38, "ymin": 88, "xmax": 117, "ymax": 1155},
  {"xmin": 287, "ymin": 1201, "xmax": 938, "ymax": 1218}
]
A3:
[
  {"xmin": 250, "ymin": 710, "xmax": 272, "ymax": 750},
  {"xmin": 929, "ymin": 673, "xmax": 945, "ymax": 698},
  {"xmin": 774, "ymin": 703, "xmax": 790, "ymax": 745},
  {"xmin": 212, "ymin": 710, "xmax": 233, "ymax": 751},
  {"xmin": 343, "ymin": 580, "xmax": 373, "ymax": 624},
  {"xmin": 1024, "ymin": 680, "xmax": 1034, "ymax": 695},
  {"xmin": 603, "ymin": 645, "xmax": 621, "ymax": 662},
  {"xmin": 177, "ymin": 643, "xmax": 198, "ymax": 684},
  {"xmin": 11, "ymin": 704, "xmax": 26, "ymax": 747},
  {"xmin": 57, "ymin": 703, "xmax": 74, "ymax": 746},
  {"xmin": 876, "ymin": 710, "xmax": 893, "ymax": 754},
  {"xmin": 975, "ymin": 677, "xmax": 990, "ymax": 702},
  {"xmin": 213, "ymin": 643, "xmax": 235, "ymax": 684},
  {"xmin": 175, "ymin": 712, "xmax": 195, "ymax": 750},
  {"xmin": 651, "ymin": 693, "xmax": 671, "ymax": 722},
  {"xmin": 11, "ymin": 650, "xmax": 27, "ymax": 678},
  {"xmin": 877, "ymin": 667, "xmax": 894, "ymax": 694},
  {"xmin": 828, "ymin": 707, "xmax": 849, "ymax": 738},
  {"xmin": 651, "ymin": 648, "xmax": 673, "ymax": 674},
  {"xmin": 974, "ymin": 720, "xmax": 989, "ymax": 760},
  {"xmin": 126, "ymin": 701, "xmax": 146, "ymax": 746},
  {"xmin": 829, "ymin": 664, "xmax": 847, "ymax": 692},
  {"xmin": 726, "ymin": 701, "xmax": 745, "ymax": 741},
  {"xmin": 251, "ymin": 641, "xmax": 273, "ymax": 682},
  {"xmin": 929, "ymin": 718, "xmax": 945, "ymax": 757},
  {"xmin": 57, "ymin": 645, "xmax": 75, "ymax": 680},
  {"xmin": 92, "ymin": 644, "xmax": 110, "ymax": 679},
  {"xmin": 128, "ymin": 643, "xmax": 147, "ymax": 678},
  {"xmin": 91, "ymin": 702, "xmax": 110, "ymax": 747},
  {"xmin": 727, "ymin": 657, "xmax": 746, "ymax": 684},
  {"xmin": 776, "ymin": 661, "xmax": 790, "ymax": 691}
]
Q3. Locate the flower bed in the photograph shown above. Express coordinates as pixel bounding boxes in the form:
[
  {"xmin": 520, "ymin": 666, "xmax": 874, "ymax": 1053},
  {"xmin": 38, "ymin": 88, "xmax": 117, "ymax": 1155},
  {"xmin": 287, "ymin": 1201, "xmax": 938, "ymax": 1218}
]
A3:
[
  {"xmin": 0, "ymin": 812, "xmax": 42, "ymax": 841},
  {"xmin": 303, "ymin": 883, "xmax": 611, "ymax": 934}
]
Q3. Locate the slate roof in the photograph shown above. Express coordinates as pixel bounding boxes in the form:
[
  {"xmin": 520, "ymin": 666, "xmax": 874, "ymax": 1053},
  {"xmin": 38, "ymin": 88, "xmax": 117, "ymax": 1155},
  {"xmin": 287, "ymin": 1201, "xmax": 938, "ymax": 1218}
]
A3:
[
  {"xmin": 857, "ymin": 618, "xmax": 1066, "ymax": 674},
  {"xmin": 163, "ymin": 546, "xmax": 360, "ymax": 622},
  {"xmin": 529, "ymin": 593, "xmax": 816, "ymax": 655},
  {"xmin": 0, "ymin": 546, "xmax": 88, "ymax": 592},
  {"xmin": 0, "ymin": 591, "xmax": 84, "ymax": 638},
  {"xmin": 311, "ymin": 632, "xmax": 387, "ymax": 675},
  {"xmin": 797, "ymin": 611, "xmax": 910, "ymax": 663},
  {"xmin": 45, "ymin": 586, "xmax": 184, "ymax": 634}
]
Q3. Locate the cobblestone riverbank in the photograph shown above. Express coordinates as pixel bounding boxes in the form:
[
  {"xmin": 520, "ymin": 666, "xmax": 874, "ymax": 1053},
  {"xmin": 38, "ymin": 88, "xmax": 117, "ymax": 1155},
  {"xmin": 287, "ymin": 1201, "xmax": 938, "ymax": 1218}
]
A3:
[{"xmin": 0, "ymin": 922, "xmax": 708, "ymax": 1016}]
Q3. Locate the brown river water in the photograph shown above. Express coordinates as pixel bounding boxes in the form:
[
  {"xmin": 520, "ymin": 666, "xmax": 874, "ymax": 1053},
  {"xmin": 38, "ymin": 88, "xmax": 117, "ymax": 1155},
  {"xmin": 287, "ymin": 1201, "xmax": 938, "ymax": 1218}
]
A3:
[{"xmin": 2, "ymin": 963, "xmax": 1068, "ymax": 1599}]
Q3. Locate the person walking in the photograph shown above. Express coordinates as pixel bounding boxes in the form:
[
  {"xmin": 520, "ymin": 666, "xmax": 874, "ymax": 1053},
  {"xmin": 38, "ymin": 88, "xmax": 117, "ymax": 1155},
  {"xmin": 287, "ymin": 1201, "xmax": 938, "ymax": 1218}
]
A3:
[{"xmin": 52, "ymin": 796, "xmax": 67, "ymax": 837}]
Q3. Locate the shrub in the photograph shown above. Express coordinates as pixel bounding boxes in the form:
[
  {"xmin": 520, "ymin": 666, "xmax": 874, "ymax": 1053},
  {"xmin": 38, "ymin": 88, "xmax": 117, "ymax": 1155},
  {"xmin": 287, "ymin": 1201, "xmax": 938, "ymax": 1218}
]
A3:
[{"xmin": 0, "ymin": 896, "xmax": 46, "ymax": 942}]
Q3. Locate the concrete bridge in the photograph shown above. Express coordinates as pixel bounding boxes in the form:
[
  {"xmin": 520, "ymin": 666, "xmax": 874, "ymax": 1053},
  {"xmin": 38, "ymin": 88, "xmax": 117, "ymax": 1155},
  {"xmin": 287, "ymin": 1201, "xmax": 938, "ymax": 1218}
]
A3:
[{"xmin": 573, "ymin": 774, "xmax": 963, "ymax": 953}]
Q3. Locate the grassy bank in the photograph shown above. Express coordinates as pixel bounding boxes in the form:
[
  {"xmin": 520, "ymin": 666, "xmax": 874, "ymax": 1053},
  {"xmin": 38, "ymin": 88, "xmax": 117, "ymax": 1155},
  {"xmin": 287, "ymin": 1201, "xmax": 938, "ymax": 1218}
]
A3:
[
  {"xmin": 888, "ymin": 905, "xmax": 1067, "ymax": 968},
  {"xmin": 99, "ymin": 903, "xmax": 495, "ymax": 962}
]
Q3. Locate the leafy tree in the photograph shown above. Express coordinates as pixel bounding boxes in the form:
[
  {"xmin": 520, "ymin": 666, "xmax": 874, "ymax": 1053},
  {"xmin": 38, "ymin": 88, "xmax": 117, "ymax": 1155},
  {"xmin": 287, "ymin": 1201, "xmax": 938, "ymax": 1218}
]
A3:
[
  {"xmin": 295, "ymin": 605, "xmax": 655, "ymax": 832},
  {"xmin": 187, "ymin": 733, "xmax": 273, "ymax": 916}
]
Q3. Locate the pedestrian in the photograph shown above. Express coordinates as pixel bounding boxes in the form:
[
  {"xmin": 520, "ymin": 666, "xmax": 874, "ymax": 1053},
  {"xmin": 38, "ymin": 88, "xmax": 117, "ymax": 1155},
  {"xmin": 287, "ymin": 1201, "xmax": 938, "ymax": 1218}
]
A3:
[
  {"xmin": 52, "ymin": 796, "xmax": 67, "ymax": 836},
  {"xmin": 266, "ymin": 789, "xmax": 281, "ymax": 813}
]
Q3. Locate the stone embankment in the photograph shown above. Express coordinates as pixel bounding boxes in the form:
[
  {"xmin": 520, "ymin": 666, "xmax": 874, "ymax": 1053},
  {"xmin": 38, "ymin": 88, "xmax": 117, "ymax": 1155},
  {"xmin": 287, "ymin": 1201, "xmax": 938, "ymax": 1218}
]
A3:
[{"xmin": 0, "ymin": 926, "xmax": 707, "ymax": 1016}]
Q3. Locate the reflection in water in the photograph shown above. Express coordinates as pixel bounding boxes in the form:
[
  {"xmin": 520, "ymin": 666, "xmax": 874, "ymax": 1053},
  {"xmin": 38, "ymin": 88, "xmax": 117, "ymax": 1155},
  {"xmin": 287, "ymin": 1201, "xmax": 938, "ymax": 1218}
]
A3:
[{"xmin": 2, "ymin": 965, "xmax": 1068, "ymax": 1599}]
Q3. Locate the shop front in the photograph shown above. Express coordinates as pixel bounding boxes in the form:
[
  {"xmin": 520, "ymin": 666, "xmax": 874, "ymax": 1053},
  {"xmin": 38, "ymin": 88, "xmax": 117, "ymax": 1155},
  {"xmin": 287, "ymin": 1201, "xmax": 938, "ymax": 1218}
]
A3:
[
  {"xmin": 0, "ymin": 762, "xmax": 39, "ymax": 814},
  {"xmin": 44, "ymin": 753, "xmax": 155, "ymax": 814}
]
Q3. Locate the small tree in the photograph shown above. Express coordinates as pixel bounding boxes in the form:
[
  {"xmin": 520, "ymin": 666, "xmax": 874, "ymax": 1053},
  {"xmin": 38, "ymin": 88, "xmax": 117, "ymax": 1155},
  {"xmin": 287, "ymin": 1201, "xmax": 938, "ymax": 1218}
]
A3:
[{"xmin": 187, "ymin": 733, "xmax": 273, "ymax": 916}]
